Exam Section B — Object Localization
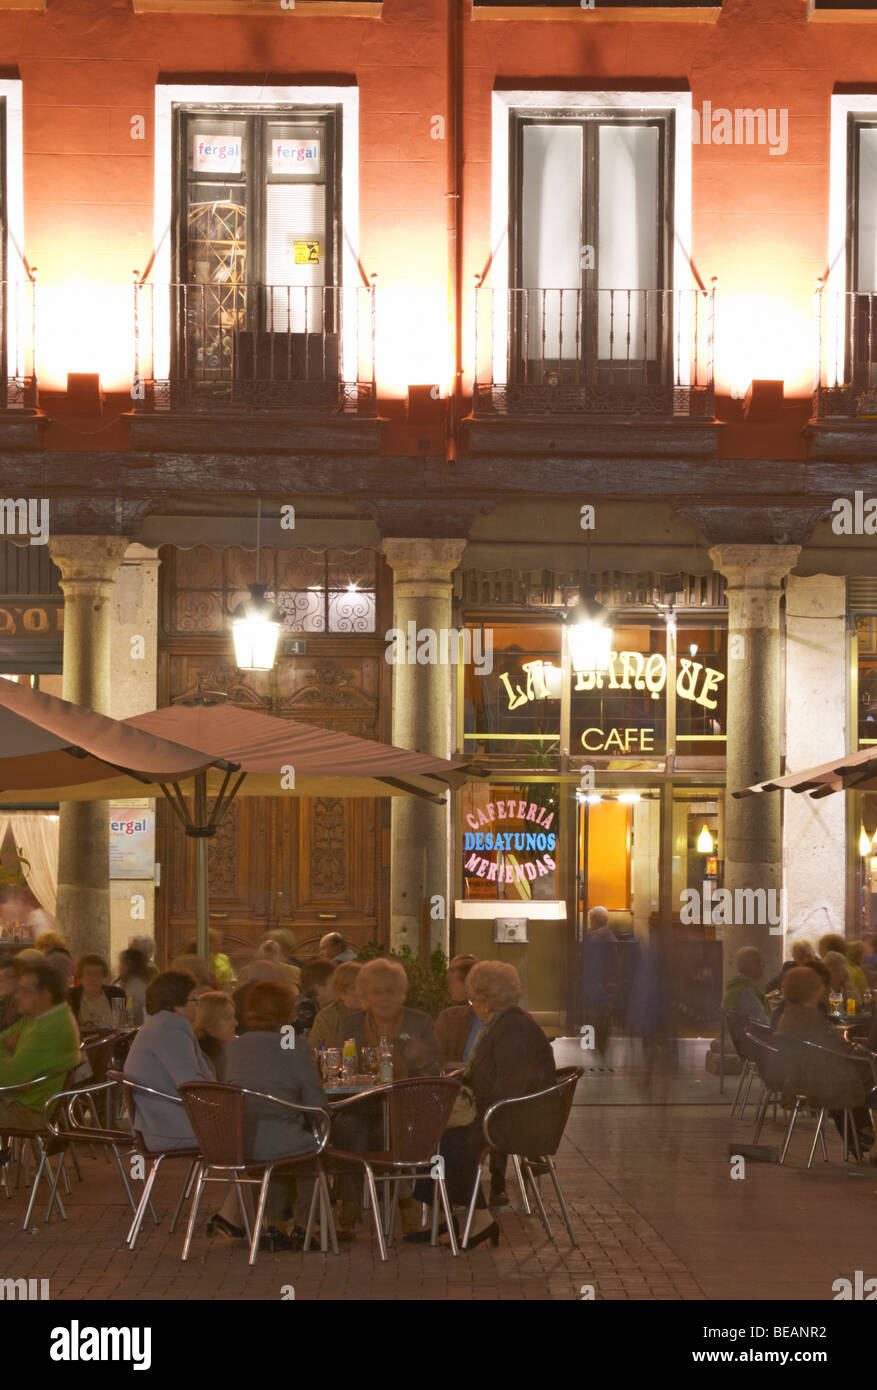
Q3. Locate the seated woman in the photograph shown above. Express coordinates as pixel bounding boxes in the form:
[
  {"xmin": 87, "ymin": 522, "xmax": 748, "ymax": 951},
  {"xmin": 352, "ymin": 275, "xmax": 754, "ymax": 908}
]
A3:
[
  {"xmin": 409, "ymin": 960, "xmax": 556, "ymax": 1250},
  {"xmin": 123, "ymin": 970, "xmax": 214, "ymax": 1151},
  {"xmin": 214, "ymin": 981, "xmax": 326, "ymax": 1250},
  {"xmin": 822, "ymin": 951, "xmax": 862, "ymax": 1011},
  {"xmin": 194, "ymin": 991, "xmax": 237, "ymax": 1081},
  {"xmin": 333, "ymin": 958, "xmax": 441, "ymax": 1239},
  {"xmin": 115, "ymin": 948, "xmax": 151, "ymax": 1027},
  {"xmin": 777, "ymin": 966, "xmax": 873, "ymax": 1155},
  {"xmin": 69, "ymin": 954, "xmax": 126, "ymax": 1035},
  {"xmin": 309, "ymin": 961, "xmax": 363, "ymax": 1050},
  {"xmin": 347, "ymin": 958, "xmax": 442, "ymax": 1078}
]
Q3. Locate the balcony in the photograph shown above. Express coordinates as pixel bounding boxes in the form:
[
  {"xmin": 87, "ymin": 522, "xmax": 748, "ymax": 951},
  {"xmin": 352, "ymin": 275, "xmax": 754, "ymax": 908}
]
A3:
[
  {"xmin": 468, "ymin": 285, "xmax": 717, "ymax": 459},
  {"xmin": 129, "ymin": 280, "xmax": 379, "ymax": 453},
  {"xmin": 809, "ymin": 288, "xmax": 877, "ymax": 458}
]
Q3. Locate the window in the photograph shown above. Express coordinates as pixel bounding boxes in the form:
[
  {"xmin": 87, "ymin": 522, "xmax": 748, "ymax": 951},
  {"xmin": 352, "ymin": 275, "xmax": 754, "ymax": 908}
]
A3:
[
  {"xmin": 511, "ymin": 109, "xmax": 671, "ymax": 379},
  {"xmin": 172, "ymin": 105, "xmax": 341, "ymax": 404}
]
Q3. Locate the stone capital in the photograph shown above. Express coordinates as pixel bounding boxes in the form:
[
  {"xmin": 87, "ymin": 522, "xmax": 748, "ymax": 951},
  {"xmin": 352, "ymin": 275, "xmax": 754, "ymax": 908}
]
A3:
[
  {"xmin": 48, "ymin": 535, "xmax": 131, "ymax": 586},
  {"xmin": 382, "ymin": 538, "xmax": 467, "ymax": 586},
  {"xmin": 709, "ymin": 543, "xmax": 801, "ymax": 592}
]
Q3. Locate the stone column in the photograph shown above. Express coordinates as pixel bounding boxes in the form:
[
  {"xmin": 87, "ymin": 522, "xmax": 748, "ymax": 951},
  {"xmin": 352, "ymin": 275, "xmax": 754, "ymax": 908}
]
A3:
[
  {"xmin": 381, "ymin": 538, "xmax": 467, "ymax": 954},
  {"xmin": 709, "ymin": 544, "xmax": 800, "ymax": 981},
  {"xmin": 783, "ymin": 575, "xmax": 847, "ymax": 951},
  {"xmin": 109, "ymin": 545, "xmax": 160, "ymax": 967},
  {"xmin": 48, "ymin": 535, "xmax": 129, "ymax": 959}
]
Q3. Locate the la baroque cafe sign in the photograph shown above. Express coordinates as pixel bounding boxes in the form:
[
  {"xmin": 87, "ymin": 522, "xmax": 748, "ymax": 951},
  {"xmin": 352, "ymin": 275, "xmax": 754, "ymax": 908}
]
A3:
[{"xmin": 499, "ymin": 651, "xmax": 725, "ymax": 753}]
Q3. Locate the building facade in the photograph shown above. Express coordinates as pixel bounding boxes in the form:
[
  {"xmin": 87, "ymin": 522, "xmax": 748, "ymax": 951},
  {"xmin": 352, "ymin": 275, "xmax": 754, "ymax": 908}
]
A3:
[{"xmin": 0, "ymin": 0, "xmax": 873, "ymax": 1025}]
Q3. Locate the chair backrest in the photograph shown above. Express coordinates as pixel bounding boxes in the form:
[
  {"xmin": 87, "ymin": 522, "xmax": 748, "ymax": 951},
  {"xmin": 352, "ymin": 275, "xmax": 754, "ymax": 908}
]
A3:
[
  {"xmin": 384, "ymin": 1078, "xmax": 462, "ymax": 1164},
  {"xmin": 775, "ymin": 1034, "xmax": 869, "ymax": 1108},
  {"xmin": 725, "ymin": 1010, "xmax": 768, "ymax": 1061},
  {"xmin": 177, "ymin": 1082, "xmax": 246, "ymax": 1168},
  {"xmin": 743, "ymin": 1029, "xmax": 788, "ymax": 1092},
  {"xmin": 80, "ymin": 1032, "xmax": 126, "ymax": 1088},
  {"xmin": 484, "ymin": 1068, "xmax": 582, "ymax": 1159},
  {"xmin": 108, "ymin": 1068, "xmax": 185, "ymax": 1155}
]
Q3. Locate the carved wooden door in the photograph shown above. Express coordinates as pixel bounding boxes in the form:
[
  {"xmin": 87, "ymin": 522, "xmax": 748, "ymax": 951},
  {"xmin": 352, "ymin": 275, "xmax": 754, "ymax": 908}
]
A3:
[{"xmin": 156, "ymin": 543, "xmax": 391, "ymax": 963}]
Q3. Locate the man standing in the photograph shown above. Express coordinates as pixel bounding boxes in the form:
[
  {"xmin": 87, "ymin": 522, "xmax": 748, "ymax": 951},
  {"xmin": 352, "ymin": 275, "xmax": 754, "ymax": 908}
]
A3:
[
  {"xmin": 582, "ymin": 905, "xmax": 617, "ymax": 1060},
  {"xmin": 0, "ymin": 961, "xmax": 81, "ymax": 1133}
]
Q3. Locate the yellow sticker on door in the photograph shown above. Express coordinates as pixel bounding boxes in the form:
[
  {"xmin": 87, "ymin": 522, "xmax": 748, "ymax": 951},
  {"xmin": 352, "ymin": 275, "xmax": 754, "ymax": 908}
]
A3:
[{"xmin": 294, "ymin": 240, "xmax": 321, "ymax": 265}]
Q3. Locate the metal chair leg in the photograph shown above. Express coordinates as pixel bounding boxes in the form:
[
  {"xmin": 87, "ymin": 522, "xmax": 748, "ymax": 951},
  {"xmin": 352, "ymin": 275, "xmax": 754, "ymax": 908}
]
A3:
[
  {"xmin": 522, "ymin": 1158, "xmax": 553, "ymax": 1240},
  {"xmin": 462, "ymin": 1158, "xmax": 485, "ymax": 1249},
  {"xmin": 779, "ymin": 1097, "xmax": 802, "ymax": 1164},
  {"xmin": 436, "ymin": 1173, "xmax": 458, "ymax": 1256},
  {"xmin": 181, "ymin": 1167, "xmax": 207, "ymax": 1262},
  {"xmin": 43, "ymin": 1150, "xmax": 70, "ymax": 1224},
  {"xmin": 807, "ymin": 1109, "xmax": 826, "ymax": 1169},
  {"xmin": 319, "ymin": 1172, "xmax": 338, "ymax": 1255},
  {"xmin": 22, "ymin": 1145, "xmax": 48, "ymax": 1229},
  {"xmin": 753, "ymin": 1088, "xmax": 772, "ymax": 1144},
  {"xmin": 128, "ymin": 1156, "xmax": 163, "ymax": 1249},
  {"xmin": 848, "ymin": 1111, "xmax": 863, "ymax": 1164},
  {"xmin": 546, "ymin": 1156, "xmax": 578, "ymax": 1249},
  {"xmin": 249, "ymin": 1165, "xmax": 274, "ymax": 1267},
  {"xmin": 170, "ymin": 1159, "xmax": 199, "ymax": 1234},
  {"xmin": 511, "ymin": 1153, "xmax": 531, "ymax": 1215},
  {"xmin": 363, "ymin": 1164, "xmax": 387, "ymax": 1262},
  {"xmin": 234, "ymin": 1177, "xmax": 253, "ymax": 1247}
]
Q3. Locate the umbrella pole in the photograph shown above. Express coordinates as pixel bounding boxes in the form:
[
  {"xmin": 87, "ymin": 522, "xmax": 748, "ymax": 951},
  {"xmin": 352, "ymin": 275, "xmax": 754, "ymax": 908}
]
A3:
[{"xmin": 193, "ymin": 771, "xmax": 210, "ymax": 960}]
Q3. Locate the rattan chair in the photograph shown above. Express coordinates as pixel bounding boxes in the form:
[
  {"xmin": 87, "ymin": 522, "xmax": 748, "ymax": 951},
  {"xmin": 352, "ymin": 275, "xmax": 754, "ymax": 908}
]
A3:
[
  {"xmin": 462, "ymin": 1067, "xmax": 582, "ymax": 1250},
  {"xmin": 178, "ymin": 1080, "xmax": 336, "ymax": 1266},
  {"xmin": 327, "ymin": 1076, "xmax": 462, "ymax": 1261},
  {"xmin": 109, "ymin": 1070, "xmax": 201, "ymax": 1250}
]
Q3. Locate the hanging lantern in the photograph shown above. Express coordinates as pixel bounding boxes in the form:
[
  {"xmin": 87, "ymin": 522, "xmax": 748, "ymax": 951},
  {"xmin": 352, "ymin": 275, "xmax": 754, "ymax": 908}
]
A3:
[
  {"xmin": 231, "ymin": 584, "xmax": 283, "ymax": 672},
  {"xmin": 566, "ymin": 592, "xmax": 613, "ymax": 675},
  {"xmin": 860, "ymin": 826, "xmax": 874, "ymax": 858},
  {"xmin": 697, "ymin": 823, "xmax": 714, "ymax": 854}
]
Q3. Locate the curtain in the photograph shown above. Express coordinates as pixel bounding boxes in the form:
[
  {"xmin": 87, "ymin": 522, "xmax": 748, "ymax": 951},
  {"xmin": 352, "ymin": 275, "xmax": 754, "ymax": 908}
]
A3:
[{"xmin": 7, "ymin": 815, "xmax": 59, "ymax": 920}]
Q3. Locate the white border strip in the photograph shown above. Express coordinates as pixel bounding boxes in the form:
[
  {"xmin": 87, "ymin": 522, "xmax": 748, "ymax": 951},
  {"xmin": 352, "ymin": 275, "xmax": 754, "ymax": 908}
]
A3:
[
  {"xmin": 154, "ymin": 83, "xmax": 359, "ymax": 384},
  {"xmin": 489, "ymin": 89, "xmax": 693, "ymax": 387},
  {"xmin": 0, "ymin": 82, "xmax": 25, "ymax": 384}
]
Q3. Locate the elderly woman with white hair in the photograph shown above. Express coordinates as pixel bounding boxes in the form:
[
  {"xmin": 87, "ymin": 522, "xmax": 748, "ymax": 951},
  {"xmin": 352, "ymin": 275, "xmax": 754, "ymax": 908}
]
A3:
[{"xmin": 408, "ymin": 959, "xmax": 555, "ymax": 1251}]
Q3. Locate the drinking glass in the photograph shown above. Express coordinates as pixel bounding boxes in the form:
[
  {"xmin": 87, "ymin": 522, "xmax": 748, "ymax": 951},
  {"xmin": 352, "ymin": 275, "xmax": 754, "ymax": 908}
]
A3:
[
  {"xmin": 111, "ymin": 997, "xmax": 127, "ymax": 1028},
  {"xmin": 324, "ymin": 1047, "xmax": 342, "ymax": 1084},
  {"xmin": 362, "ymin": 1046, "xmax": 378, "ymax": 1078},
  {"xmin": 829, "ymin": 991, "xmax": 843, "ymax": 1018}
]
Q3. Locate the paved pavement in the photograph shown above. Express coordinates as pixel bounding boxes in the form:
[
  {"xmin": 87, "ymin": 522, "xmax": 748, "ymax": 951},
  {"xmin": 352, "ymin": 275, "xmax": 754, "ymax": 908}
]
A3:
[{"xmin": 0, "ymin": 1073, "xmax": 873, "ymax": 1302}]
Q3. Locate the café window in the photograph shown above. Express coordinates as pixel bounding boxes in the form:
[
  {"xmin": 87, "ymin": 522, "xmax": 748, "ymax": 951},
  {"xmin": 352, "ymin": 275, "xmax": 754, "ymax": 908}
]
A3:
[
  {"xmin": 174, "ymin": 106, "xmax": 340, "ymax": 386},
  {"xmin": 464, "ymin": 623, "xmax": 562, "ymax": 763},
  {"xmin": 674, "ymin": 622, "xmax": 727, "ymax": 756},
  {"xmin": 462, "ymin": 780, "xmax": 559, "ymax": 904},
  {"xmin": 571, "ymin": 621, "xmax": 668, "ymax": 758}
]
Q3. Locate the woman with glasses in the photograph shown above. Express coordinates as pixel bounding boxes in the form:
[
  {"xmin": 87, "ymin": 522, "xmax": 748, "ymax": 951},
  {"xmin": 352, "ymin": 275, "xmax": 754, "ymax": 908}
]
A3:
[{"xmin": 123, "ymin": 969, "xmax": 215, "ymax": 1151}]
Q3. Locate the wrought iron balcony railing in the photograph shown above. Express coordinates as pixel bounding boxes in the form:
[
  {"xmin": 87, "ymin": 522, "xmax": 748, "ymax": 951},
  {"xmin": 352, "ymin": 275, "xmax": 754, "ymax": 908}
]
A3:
[
  {"xmin": 132, "ymin": 279, "xmax": 376, "ymax": 415},
  {"xmin": 813, "ymin": 287, "xmax": 877, "ymax": 419},
  {"xmin": 0, "ymin": 279, "xmax": 37, "ymax": 410},
  {"xmin": 473, "ymin": 285, "xmax": 715, "ymax": 419}
]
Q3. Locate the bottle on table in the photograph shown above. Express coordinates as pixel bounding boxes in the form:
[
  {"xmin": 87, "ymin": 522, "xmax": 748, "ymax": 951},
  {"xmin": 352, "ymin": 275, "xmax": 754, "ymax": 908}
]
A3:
[
  {"xmin": 342, "ymin": 1037, "xmax": 357, "ymax": 1081},
  {"xmin": 378, "ymin": 1035, "xmax": 394, "ymax": 1083}
]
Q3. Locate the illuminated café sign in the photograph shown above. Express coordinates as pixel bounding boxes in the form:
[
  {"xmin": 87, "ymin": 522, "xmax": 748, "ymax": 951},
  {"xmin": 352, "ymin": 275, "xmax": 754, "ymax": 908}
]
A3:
[
  {"xmin": 498, "ymin": 652, "xmax": 724, "ymax": 755},
  {"xmin": 463, "ymin": 797, "xmax": 556, "ymax": 886}
]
